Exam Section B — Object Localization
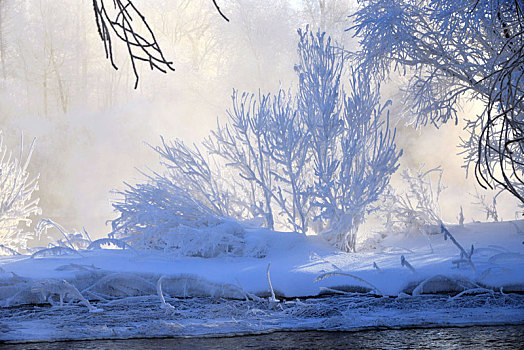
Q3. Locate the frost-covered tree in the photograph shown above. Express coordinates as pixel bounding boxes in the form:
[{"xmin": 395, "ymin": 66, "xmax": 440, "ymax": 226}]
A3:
[
  {"xmin": 204, "ymin": 91, "xmax": 277, "ymax": 229},
  {"xmin": 295, "ymin": 28, "xmax": 401, "ymax": 251},
  {"xmin": 0, "ymin": 134, "xmax": 41, "ymax": 254},
  {"xmin": 295, "ymin": 29, "xmax": 344, "ymax": 217},
  {"xmin": 380, "ymin": 166, "xmax": 444, "ymax": 237},
  {"xmin": 205, "ymin": 28, "xmax": 401, "ymax": 250},
  {"xmin": 112, "ymin": 27, "xmax": 401, "ymax": 252},
  {"xmin": 265, "ymin": 89, "xmax": 311, "ymax": 233},
  {"xmin": 152, "ymin": 137, "xmax": 233, "ymax": 218},
  {"xmin": 300, "ymin": 0, "xmax": 354, "ymax": 35},
  {"xmin": 351, "ymin": 0, "xmax": 524, "ymax": 204},
  {"xmin": 323, "ymin": 73, "xmax": 401, "ymax": 252}
]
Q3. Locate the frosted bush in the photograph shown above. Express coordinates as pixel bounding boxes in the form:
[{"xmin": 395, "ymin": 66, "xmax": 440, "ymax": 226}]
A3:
[
  {"xmin": 0, "ymin": 133, "xmax": 41, "ymax": 254},
  {"xmin": 380, "ymin": 166, "xmax": 444, "ymax": 236},
  {"xmin": 87, "ymin": 238, "xmax": 134, "ymax": 250},
  {"xmin": 471, "ymin": 187, "xmax": 500, "ymax": 222},
  {"xmin": 35, "ymin": 219, "xmax": 92, "ymax": 250},
  {"xmin": 110, "ymin": 175, "xmax": 259, "ymax": 257},
  {"xmin": 151, "ymin": 221, "xmax": 246, "ymax": 258},
  {"xmin": 112, "ymin": 176, "xmax": 220, "ymax": 238}
]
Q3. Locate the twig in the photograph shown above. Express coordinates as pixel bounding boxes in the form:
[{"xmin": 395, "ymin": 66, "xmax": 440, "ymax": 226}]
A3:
[
  {"xmin": 36, "ymin": 219, "xmax": 75, "ymax": 250},
  {"xmin": 156, "ymin": 276, "xmax": 176, "ymax": 312},
  {"xmin": 441, "ymin": 224, "xmax": 476, "ymax": 272},
  {"xmin": 212, "ymin": 0, "xmax": 229, "ymax": 22},
  {"xmin": 92, "ymin": 0, "xmax": 175, "ymax": 89},
  {"xmin": 314, "ymin": 272, "xmax": 384, "ymax": 295},
  {"xmin": 401, "ymin": 255, "xmax": 416, "ymax": 273},
  {"xmin": 266, "ymin": 263, "xmax": 279, "ymax": 302},
  {"xmin": 451, "ymin": 287, "xmax": 494, "ymax": 299},
  {"xmin": 92, "ymin": 0, "xmax": 229, "ymax": 87}
]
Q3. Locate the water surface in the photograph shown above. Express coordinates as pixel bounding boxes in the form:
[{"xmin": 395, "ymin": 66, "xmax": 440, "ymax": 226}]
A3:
[{"xmin": 3, "ymin": 325, "xmax": 524, "ymax": 349}]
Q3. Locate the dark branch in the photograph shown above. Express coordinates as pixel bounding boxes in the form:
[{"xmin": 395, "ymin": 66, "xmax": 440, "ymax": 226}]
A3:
[
  {"xmin": 212, "ymin": 0, "xmax": 230, "ymax": 22},
  {"xmin": 92, "ymin": 0, "xmax": 229, "ymax": 88}
]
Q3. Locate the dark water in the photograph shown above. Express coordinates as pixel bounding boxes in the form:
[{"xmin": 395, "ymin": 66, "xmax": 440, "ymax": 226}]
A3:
[{"xmin": 3, "ymin": 325, "xmax": 524, "ymax": 350}]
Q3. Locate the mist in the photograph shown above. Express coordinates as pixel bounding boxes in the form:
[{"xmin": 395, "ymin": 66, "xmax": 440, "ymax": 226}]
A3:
[{"xmin": 0, "ymin": 0, "xmax": 517, "ymax": 243}]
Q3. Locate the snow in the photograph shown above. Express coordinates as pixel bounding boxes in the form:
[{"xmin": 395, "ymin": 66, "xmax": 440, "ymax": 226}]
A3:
[
  {"xmin": 1, "ymin": 220, "xmax": 524, "ymax": 342},
  {"xmin": 2, "ymin": 294, "xmax": 523, "ymax": 343}
]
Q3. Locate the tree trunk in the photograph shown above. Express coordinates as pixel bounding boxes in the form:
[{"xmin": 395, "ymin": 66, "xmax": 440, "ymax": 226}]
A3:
[
  {"xmin": 49, "ymin": 46, "xmax": 68, "ymax": 114},
  {"xmin": 43, "ymin": 68, "xmax": 48, "ymax": 118},
  {"xmin": 0, "ymin": 1, "xmax": 6, "ymax": 80}
]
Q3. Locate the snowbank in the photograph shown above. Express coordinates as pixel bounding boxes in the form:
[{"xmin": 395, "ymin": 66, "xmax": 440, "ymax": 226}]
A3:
[{"xmin": 1, "ymin": 220, "xmax": 524, "ymax": 308}]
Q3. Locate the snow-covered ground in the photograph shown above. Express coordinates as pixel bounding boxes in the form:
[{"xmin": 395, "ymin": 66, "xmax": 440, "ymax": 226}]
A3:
[{"xmin": 1, "ymin": 220, "xmax": 524, "ymax": 342}]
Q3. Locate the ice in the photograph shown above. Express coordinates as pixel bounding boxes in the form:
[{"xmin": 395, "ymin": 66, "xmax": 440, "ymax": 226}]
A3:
[{"xmin": 1, "ymin": 294, "xmax": 523, "ymax": 342}]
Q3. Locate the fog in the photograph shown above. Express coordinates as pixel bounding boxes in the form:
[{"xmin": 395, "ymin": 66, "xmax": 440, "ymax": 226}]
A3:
[{"xmin": 0, "ymin": 0, "xmax": 518, "ymax": 243}]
